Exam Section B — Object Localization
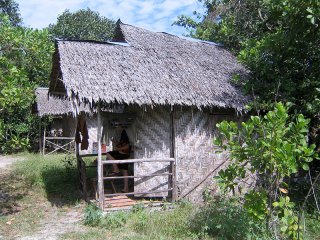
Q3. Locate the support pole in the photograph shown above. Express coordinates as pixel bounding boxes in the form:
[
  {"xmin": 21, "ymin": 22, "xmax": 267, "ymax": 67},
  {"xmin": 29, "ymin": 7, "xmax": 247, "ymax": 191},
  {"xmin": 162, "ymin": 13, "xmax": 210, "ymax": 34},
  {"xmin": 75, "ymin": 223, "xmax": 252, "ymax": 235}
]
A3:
[
  {"xmin": 97, "ymin": 106, "xmax": 104, "ymax": 210},
  {"xmin": 170, "ymin": 106, "xmax": 177, "ymax": 201},
  {"xmin": 39, "ymin": 118, "xmax": 42, "ymax": 154},
  {"xmin": 42, "ymin": 126, "xmax": 46, "ymax": 155}
]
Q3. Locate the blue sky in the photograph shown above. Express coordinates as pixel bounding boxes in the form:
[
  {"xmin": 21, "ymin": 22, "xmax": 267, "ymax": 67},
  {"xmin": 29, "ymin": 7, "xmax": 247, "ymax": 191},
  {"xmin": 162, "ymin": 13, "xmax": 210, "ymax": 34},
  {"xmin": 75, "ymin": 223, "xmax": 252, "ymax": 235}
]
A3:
[{"xmin": 15, "ymin": 0, "xmax": 204, "ymax": 36}]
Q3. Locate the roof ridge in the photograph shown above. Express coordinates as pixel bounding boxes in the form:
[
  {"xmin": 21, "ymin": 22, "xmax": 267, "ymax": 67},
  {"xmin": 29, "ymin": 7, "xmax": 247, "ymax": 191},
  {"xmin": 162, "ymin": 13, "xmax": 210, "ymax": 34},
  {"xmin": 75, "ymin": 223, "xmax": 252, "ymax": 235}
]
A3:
[{"xmin": 118, "ymin": 20, "xmax": 223, "ymax": 47}]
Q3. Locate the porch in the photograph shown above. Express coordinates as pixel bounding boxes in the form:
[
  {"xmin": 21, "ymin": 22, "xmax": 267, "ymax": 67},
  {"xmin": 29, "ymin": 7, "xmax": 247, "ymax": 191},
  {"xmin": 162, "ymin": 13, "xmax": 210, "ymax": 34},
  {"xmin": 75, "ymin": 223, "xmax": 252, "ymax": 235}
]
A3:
[{"xmin": 77, "ymin": 153, "xmax": 177, "ymax": 211}]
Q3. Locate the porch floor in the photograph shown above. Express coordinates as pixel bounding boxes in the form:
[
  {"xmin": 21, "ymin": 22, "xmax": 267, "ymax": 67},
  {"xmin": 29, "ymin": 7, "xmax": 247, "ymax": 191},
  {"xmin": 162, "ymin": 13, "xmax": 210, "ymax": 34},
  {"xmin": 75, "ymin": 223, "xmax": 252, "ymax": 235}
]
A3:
[{"xmin": 88, "ymin": 178, "xmax": 169, "ymax": 211}]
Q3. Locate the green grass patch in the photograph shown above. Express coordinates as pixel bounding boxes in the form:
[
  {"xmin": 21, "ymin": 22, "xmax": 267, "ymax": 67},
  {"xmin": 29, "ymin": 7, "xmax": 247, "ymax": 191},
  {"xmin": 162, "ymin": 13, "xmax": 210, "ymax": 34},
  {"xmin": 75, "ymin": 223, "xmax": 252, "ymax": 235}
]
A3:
[
  {"xmin": 0, "ymin": 153, "xmax": 83, "ymax": 238},
  {"xmin": 12, "ymin": 153, "xmax": 81, "ymax": 204},
  {"xmin": 1, "ymin": 153, "xmax": 319, "ymax": 240}
]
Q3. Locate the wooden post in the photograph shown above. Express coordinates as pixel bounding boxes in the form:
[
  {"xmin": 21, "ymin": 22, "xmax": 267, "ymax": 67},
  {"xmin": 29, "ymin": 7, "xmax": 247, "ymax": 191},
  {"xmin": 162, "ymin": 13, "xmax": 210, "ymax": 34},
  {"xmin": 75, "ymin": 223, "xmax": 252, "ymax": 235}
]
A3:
[
  {"xmin": 42, "ymin": 126, "xmax": 46, "ymax": 155},
  {"xmin": 170, "ymin": 106, "xmax": 177, "ymax": 201},
  {"xmin": 97, "ymin": 106, "xmax": 104, "ymax": 210},
  {"xmin": 39, "ymin": 118, "xmax": 42, "ymax": 154}
]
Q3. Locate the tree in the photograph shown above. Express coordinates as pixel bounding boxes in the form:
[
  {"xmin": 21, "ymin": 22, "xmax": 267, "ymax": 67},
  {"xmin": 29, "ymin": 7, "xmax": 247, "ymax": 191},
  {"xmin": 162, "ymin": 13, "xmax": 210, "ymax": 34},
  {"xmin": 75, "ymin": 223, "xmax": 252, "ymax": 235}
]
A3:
[
  {"xmin": 176, "ymin": 0, "xmax": 320, "ymax": 170},
  {"xmin": 175, "ymin": 0, "xmax": 320, "ymax": 116},
  {"xmin": 0, "ymin": 0, "xmax": 21, "ymax": 26},
  {"xmin": 48, "ymin": 8, "xmax": 116, "ymax": 41},
  {"xmin": 0, "ymin": 16, "xmax": 54, "ymax": 153},
  {"xmin": 214, "ymin": 103, "xmax": 317, "ymax": 239}
]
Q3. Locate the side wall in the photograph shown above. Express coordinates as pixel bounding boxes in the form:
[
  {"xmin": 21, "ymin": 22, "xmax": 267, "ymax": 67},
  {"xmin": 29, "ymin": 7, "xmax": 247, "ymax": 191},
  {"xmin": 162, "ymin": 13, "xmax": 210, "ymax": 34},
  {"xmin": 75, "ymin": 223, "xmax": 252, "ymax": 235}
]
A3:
[
  {"xmin": 133, "ymin": 106, "xmax": 239, "ymax": 201},
  {"xmin": 174, "ymin": 107, "xmax": 236, "ymax": 202}
]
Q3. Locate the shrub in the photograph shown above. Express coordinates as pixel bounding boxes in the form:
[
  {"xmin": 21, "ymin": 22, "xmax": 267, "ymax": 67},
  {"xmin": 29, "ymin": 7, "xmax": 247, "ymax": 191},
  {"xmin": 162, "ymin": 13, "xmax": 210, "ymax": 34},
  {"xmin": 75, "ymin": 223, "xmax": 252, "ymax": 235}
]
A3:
[
  {"xmin": 84, "ymin": 203, "xmax": 102, "ymax": 226},
  {"xmin": 190, "ymin": 197, "xmax": 272, "ymax": 239}
]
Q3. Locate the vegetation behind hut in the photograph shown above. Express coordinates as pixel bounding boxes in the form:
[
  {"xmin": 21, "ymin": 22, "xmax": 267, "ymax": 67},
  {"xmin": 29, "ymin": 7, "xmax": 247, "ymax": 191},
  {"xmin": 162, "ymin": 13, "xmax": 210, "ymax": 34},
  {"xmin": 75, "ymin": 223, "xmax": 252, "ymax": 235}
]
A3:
[
  {"xmin": 0, "ymin": 4, "xmax": 116, "ymax": 153},
  {"xmin": 176, "ymin": 1, "xmax": 320, "ymax": 238},
  {"xmin": 175, "ymin": 0, "xmax": 320, "ymax": 133},
  {"xmin": 0, "ymin": 13, "xmax": 54, "ymax": 153},
  {"xmin": 0, "ymin": 0, "xmax": 21, "ymax": 26},
  {"xmin": 48, "ymin": 8, "xmax": 116, "ymax": 41}
]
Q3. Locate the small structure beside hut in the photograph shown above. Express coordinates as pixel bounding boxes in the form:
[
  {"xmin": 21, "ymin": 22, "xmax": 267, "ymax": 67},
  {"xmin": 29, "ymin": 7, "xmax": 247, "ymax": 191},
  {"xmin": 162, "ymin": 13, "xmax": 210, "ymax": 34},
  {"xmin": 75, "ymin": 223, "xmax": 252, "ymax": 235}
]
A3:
[
  {"xmin": 48, "ymin": 20, "xmax": 248, "ymax": 210},
  {"xmin": 34, "ymin": 87, "xmax": 99, "ymax": 155}
]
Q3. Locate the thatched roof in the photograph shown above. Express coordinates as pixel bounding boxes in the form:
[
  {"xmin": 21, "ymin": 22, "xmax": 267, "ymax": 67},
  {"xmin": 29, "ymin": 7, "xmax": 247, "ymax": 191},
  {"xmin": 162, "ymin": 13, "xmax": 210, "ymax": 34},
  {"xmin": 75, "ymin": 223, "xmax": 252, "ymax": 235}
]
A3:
[
  {"xmin": 49, "ymin": 20, "xmax": 248, "ymax": 111},
  {"xmin": 34, "ymin": 88, "xmax": 75, "ymax": 116}
]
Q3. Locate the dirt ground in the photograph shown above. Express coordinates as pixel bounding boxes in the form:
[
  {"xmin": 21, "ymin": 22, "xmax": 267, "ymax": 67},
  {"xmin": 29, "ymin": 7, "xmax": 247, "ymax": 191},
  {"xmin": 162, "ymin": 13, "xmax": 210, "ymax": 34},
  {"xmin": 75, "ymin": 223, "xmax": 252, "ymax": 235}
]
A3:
[
  {"xmin": 0, "ymin": 155, "xmax": 24, "ymax": 169},
  {"xmin": 0, "ymin": 155, "xmax": 88, "ymax": 240}
]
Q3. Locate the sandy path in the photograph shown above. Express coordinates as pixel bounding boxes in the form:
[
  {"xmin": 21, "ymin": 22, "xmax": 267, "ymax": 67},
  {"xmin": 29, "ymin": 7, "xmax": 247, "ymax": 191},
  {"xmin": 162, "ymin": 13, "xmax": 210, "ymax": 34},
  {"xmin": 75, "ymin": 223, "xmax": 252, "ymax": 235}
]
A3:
[
  {"xmin": 0, "ymin": 155, "xmax": 88, "ymax": 240},
  {"xmin": 18, "ymin": 204, "xmax": 87, "ymax": 240},
  {"xmin": 0, "ymin": 155, "xmax": 24, "ymax": 169}
]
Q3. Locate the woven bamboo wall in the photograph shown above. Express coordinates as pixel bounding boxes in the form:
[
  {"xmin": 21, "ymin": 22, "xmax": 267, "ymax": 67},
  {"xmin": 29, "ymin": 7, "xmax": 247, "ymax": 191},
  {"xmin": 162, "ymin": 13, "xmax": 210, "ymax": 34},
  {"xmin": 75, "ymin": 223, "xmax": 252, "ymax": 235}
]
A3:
[
  {"xmin": 134, "ymin": 106, "xmax": 171, "ymax": 197},
  {"xmin": 175, "ymin": 108, "xmax": 236, "ymax": 202}
]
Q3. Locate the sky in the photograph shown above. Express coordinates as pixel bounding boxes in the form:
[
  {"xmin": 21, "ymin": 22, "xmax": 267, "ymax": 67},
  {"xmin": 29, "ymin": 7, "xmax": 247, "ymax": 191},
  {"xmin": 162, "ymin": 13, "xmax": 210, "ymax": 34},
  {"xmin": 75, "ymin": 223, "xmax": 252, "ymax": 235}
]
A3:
[{"xmin": 15, "ymin": 0, "xmax": 204, "ymax": 36}]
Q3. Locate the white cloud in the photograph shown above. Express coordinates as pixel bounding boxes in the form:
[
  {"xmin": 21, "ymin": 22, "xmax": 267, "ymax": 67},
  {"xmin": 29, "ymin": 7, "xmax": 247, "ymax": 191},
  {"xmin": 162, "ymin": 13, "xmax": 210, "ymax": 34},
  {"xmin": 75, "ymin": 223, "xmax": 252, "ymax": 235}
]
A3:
[{"xmin": 16, "ymin": 0, "xmax": 204, "ymax": 35}]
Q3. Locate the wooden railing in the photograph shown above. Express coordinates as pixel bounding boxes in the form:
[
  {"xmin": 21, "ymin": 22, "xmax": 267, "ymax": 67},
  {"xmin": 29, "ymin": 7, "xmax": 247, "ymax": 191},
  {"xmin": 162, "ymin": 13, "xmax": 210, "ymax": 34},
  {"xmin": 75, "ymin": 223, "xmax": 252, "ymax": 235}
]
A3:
[
  {"xmin": 101, "ymin": 158, "xmax": 175, "ymax": 199},
  {"xmin": 77, "ymin": 154, "xmax": 176, "ymax": 209},
  {"xmin": 43, "ymin": 136, "xmax": 75, "ymax": 155}
]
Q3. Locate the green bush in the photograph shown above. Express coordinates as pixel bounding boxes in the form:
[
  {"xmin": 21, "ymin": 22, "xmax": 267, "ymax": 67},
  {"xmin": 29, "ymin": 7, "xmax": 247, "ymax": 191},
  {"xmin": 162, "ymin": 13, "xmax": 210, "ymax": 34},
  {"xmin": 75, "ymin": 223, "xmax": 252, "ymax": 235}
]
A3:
[
  {"xmin": 190, "ymin": 197, "xmax": 272, "ymax": 239},
  {"xmin": 100, "ymin": 211, "xmax": 130, "ymax": 229},
  {"xmin": 84, "ymin": 203, "xmax": 102, "ymax": 226},
  {"xmin": 303, "ymin": 213, "xmax": 320, "ymax": 240}
]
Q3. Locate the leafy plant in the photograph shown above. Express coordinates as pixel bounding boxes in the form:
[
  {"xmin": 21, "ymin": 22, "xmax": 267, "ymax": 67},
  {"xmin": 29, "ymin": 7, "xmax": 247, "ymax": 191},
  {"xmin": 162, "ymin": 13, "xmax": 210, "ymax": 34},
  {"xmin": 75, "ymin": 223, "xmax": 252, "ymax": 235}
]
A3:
[
  {"xmin": 214, "ymin": 102, "xmax": 318, "ymax": 239},
  {"xmin": 84, "ymin": 203, "xmax": 102, "ymax": 226},
  {"xmin": 48, "ymin": 8, "xmax": 115, "ymax": 41},
  {"xmin": 191, "ymin": 196, "xmax": 272, "ymax": 239},
  {"xmin": 0, "ymin": 15, "xmax": 54, "ymax": 153},
  {"xmin": 176, "ymin": 0, "xmax": 320, "ymax": 152}
]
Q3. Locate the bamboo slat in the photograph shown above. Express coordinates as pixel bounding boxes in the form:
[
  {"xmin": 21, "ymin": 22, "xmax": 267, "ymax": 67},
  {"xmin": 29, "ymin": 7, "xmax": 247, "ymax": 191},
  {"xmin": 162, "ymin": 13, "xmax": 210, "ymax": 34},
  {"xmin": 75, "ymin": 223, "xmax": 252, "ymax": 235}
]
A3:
[
  {"xmin": 102, "ymin": 158, "xmax": 174, "ymax": 164},
  {"xmin": 103, "ymin": 172, "xmax": 172, "ymax": 180},
  {"xmin": 105, "ymin": 188, "xmax": 173, "ymax": 197}
]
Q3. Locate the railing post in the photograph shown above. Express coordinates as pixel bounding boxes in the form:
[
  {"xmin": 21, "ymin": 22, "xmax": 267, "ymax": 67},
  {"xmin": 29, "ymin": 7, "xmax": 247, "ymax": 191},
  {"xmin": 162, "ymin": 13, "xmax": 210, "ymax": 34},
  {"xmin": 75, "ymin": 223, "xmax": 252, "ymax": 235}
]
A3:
[
  {"xmin": 42, "ymin": 126, "xmax": 46, "ymax": 155},
  {"xmin": 170, "ymin": 106, "xmax": 177, "ymax": 201},
  {"xmin": 97, "ymin": 106, "xmax": 104, "ymax": 210},
  {"xmin": 171, "ymin": 161, "xmax": 177, "ymax": 201}
]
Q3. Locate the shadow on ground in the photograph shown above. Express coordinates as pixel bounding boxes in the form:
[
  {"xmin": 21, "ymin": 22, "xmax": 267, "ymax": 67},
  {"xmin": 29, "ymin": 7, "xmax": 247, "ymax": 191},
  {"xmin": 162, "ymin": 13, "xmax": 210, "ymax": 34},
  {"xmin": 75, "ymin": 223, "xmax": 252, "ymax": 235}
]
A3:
[
  {"xmin": 0, "ymin": 171, "xmax": 26, "ymax": 216},
  {"xmin": 41, "ymin": 166, "xmax": 82, "ymax": 207}
]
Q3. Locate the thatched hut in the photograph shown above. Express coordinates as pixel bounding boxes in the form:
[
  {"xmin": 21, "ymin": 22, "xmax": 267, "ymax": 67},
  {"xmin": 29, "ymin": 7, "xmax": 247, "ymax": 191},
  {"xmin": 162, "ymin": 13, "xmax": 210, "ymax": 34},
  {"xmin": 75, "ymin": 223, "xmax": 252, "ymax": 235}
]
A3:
[
  {"xmin": 48, "ymin": 20, "xmax": 248, "ymax": 209},
  {"xmin": 34, "ymin": 87, "xmax": 97, "ymax": 154}
]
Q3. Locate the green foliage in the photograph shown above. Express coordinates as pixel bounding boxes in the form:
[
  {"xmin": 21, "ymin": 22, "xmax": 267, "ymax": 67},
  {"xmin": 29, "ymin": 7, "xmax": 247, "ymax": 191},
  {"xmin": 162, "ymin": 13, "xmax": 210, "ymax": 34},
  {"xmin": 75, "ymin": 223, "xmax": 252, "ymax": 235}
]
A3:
[
  {"xmin": 304, "ymin": 213, "xmax": 320, "ymax": 240},
  {"xmin": 100, "ymin": 211, "xmax": 130, "ymax": 229},
  {"xmin": 214, "ymin": 103, "xmax": 318, "ymax": 239},
  {"xmin": 12, "ymin": 153, "xmax": 80, "ymax": 203},
  {"xmin": 84, "ymin": 203, "xmax": 102, "ymax": 226},
  {"xmin": 127, "ymin": 202, "xmax": 197, "ymax": 239},
  {"xmin": 0, "ymin": 0, "xmax": 21, "ymax": 26},
  {"xmin": 273, "ymin": 196, "xmax": 300, "ymax": 239},
  {"xmin": 244, "ymin": 190, "xmax": 268, "ymax": 220},
  {"xmin": 48, "ymin": 8, "xmax": 115, "ymax": 41},
  {"xmin": 0, "ymin": 15, "xmax": 54, "ymax": 153},
  {"xmin": 191, "ymin": 197, "xmax": 273, "ymax": 239},
  {"xmin": 176, "ymin": 0, "xmax": 320, "ymax": 117}
]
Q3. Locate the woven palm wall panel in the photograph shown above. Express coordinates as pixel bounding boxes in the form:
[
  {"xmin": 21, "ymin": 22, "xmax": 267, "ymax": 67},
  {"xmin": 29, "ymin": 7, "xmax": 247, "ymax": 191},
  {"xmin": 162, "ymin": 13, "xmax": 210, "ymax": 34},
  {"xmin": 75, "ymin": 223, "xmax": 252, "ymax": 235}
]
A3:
[
  {"xmin": 134, "ymin": 106, "xmax": 171, "ymax": 197},
  {"xmin": 175, "ymin": 108, "xmax": 233, "ymax": 202}
]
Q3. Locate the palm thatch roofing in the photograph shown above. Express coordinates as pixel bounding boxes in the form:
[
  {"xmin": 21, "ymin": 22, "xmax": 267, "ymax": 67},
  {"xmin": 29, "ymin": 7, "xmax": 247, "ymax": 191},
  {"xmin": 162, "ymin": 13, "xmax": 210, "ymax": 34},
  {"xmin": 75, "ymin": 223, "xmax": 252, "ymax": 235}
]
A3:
[
  {"xmin": 34, "ymin": 87, "xmax": 74, "ymax": 117},
  {"xmin": 49, "ymin": 20, "xmax": 248, "ymax": 111}
]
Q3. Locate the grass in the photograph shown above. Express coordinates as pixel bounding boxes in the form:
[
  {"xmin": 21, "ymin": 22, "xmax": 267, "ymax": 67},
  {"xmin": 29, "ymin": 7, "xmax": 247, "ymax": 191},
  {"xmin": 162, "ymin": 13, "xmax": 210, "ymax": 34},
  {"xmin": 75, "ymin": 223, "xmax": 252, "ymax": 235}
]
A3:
[
  {"xmin": 12, "ymin": 153, "xmax": 81, "ymax": 205},
  {"xmin": 1, "ymin": 153, "xmax": 320, "ymax": 240},
  {"xmin": 0, "ymin": 171, "xmax": 46, "ymax": 238},
  {"xmin": 0, "ymin": 153, "xmax": 83, "ymax": 239}
]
